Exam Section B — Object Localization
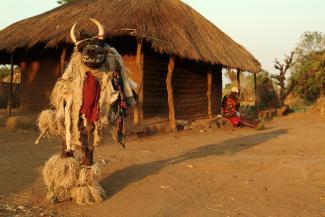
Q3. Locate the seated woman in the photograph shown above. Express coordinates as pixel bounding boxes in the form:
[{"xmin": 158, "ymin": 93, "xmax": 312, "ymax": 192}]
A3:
[{"xmin": 221, "ymin": 87, "xmax": 257, "ymax": 128}]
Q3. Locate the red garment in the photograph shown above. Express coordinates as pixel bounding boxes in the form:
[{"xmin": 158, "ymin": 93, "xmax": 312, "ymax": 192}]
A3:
[
  {"xmin": 229, "ymin": 116, "xmax": 241, "ymax": 127},
  {"xmin": 221, "ymin": 94, "xmax": 241, "ymax": 127},
  {"xmin": 80, "ymin": 71, "xmax": 100, "ymax": 123},
  {"xmin": 221, "ymin": 94, "xmax": 240, "ymax": 118}
]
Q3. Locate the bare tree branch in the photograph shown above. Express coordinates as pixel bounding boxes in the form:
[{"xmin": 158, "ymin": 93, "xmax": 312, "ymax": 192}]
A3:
[{"xmin": 273, "ymin": 52, "xmax": 295, "ymax": 106}]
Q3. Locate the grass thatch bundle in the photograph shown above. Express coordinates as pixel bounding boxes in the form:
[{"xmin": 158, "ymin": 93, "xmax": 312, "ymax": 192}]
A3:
[
  {"xmin": 0, "ymin": 0, "xmax": 260, "ymax": 73},
  {"xmin": 71, "ymin": 163, "xmax": 106, "ymax": 205},
  {"xmin": 43, "ymin": 154, "xmax": 80, "ymax": 203},
  {"xmin": 43, "ymin": 154, "xmax": 106, "ymax": 204},
  {"xmin": 35, "ymin": 109, "xmax": 65, "ymax": 144}
]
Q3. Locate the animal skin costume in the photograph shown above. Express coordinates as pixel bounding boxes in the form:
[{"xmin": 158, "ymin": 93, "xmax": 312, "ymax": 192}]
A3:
[{"xmin": 37, "ymin": 19, "xmax": 136, "ymax": 164}]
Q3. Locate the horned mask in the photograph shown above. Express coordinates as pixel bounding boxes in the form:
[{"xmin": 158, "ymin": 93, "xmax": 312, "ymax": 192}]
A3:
[{"xmin": 70, "ymin": 18, "xmax": 107, "ymax": 68}]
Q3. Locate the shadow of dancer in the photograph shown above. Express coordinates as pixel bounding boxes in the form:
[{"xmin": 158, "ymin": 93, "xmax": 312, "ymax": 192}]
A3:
[{"xmin": 101, "ymin": 129, "xmax": 287, "ymax": 198}]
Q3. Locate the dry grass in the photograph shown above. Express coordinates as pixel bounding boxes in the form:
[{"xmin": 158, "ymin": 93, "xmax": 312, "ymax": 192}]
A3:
[
  {"xmin": 43, "ymin": 154, "xmax": 105, "ymax": 204},
  {"xmin": 43, "ymin": 154, "xmax": 80, "ymax": 203},
  {"xmin": 37, "ymin": 109, "xmax": 64, "ymax": 138},
  {"xmin": 71, "ymin": 163, "xmax": 106, "ymax": 205}
]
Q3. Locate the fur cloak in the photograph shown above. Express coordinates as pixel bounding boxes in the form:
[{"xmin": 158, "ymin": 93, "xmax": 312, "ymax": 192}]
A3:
[{"xmin": 47, "ymin": 45, "xmax": 135, "ymax": 149}]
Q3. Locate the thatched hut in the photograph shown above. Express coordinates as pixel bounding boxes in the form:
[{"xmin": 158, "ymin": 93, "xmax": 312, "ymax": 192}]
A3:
[{"xmin": 0, "ymin": 0, "xmax": 261, "ymax": 130}]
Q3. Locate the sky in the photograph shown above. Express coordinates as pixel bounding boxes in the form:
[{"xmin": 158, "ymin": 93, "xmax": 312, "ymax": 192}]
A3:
[{"xmin": 0, "ymin": 0, "xmax": 325, "ymax": 74}]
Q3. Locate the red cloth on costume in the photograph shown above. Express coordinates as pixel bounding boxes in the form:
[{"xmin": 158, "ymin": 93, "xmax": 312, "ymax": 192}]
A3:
[{"xmin": 80, "ymin": 71, "xmax": 100, "ymax": 123}]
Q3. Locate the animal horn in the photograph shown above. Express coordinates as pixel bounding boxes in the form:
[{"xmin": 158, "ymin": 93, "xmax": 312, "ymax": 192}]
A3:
[
  {"xmin": 89, "ymin": 18, "xmax": 105, "ymax": 40},
  {"xmin": 70, "ymin": 23, "xmax": 77, "ymax": 44}
]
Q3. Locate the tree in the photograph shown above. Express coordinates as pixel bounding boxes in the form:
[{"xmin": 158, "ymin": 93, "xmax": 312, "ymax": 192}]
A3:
[
  {"xmin": 57, "ymin": 0, "xmax": 74, "ymax": 5},
  {"xmin": 295, "ymin": 31, "xmax": 325, "ymax": 58},
  {"xmin": 0, "ymin": 66, "xmax": 10, "ymax": 80},
  {"xmin": 272, "ymin": 52, "xmax": 295, "ymax": 106},
  {"xmin": 290, "ymin": 31, "xmax": 325, "ymax": 103},
  {"xmin": 256, "ymin": 70, "xmax": 281, "ymax": 109},
  {"xmin": 291, "ymin": 51, "xmax": 325, "ymax": 102}
]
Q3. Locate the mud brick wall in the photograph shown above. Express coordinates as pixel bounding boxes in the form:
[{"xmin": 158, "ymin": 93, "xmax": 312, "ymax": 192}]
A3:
[
  {"xmin": 213, "ymin": 66, "xmax": 222, "ymax": 115},
  {"xmin": 143, "ymin": 51, "xmax": 221, "ymax": 120},
  {"xmin": 20, "ymin": 53, "xmax": 61, "ymax": 112},
  {"xmin": 173, "ymin": 60, "xmax": 209, "ymax": 120},
  {"xmin": 143, "ymin": 51, "xmax": 169, "ymax": 118}
]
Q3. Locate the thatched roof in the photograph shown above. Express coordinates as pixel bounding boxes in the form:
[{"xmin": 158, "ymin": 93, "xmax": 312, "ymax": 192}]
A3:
[{"xmin": 0, "ymin": 0, "xmax": 261, "ymax": 73}]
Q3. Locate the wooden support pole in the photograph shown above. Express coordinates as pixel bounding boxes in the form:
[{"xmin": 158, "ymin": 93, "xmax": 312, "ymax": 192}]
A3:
[
  {"xmin": 7, "ymin": 52, "xmax": 14, "ymax": 117},
  {"xmin": 60, "ymin": 47, "xmax": 67, "ymax": 75},
  {"xmin": 236, "ymin": 69, "xmax": 241, "ymax": 97},
  {"xmin": 254, "ymin": 73, "xmax": 259, "ymax": 119},
  {"xmin": 207, "ymin": 67, "xmax": 213, "ymax": 120},
  {"xmin": 166, "ymin": 56, "xmax": 176, "ymax": 132},
  {"xmin": 215, "ymin": 65, "xmax": 223, "ymax": 114},
  {"xmin": 134, "ymin": 39, "xmax": 144, "ymax": 126}
]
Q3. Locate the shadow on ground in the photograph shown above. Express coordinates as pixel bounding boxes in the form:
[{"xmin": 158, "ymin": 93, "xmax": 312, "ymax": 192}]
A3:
[{"xmin": 101, "ymin": 129, "xmax": 287, "ymax": 199}]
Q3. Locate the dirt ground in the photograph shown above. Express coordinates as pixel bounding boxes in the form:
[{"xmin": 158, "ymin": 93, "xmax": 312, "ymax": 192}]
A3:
[{"xmin": 0, "ymin": 111, "xmax": 325, "ymax": 217}]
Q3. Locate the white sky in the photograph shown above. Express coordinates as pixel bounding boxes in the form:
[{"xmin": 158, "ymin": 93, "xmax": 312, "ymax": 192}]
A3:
[{"xmin": 0, "ymin": 0, "xmax": 325, "ymax": 74}]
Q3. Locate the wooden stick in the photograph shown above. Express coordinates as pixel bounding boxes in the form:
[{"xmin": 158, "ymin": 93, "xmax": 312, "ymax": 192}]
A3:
[
  {"xmin": 236, "ymin": 69, "xmax": 241, "ymax": 97},
  {"xmin": 35, "ymin": 127, "xmax": 48, "ymax": 144},
  {"xmin": 166, "ymin": 56, "xmax": 176, "ymax": 132},
  {"xmin": 207, "ymin": 67, "xmax": 213, "ymax": 120},
  {"xmin": 7, "ymin": 52, "xmax": 14, "ymax": 117},
  {"xmin": 134, "ymin": 39, "xmax": 144, "ymax": 126}
]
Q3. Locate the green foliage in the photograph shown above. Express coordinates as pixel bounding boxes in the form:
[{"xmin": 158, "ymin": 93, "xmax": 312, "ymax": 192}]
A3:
[
  {"xmin": 57, "ymin": 0, "xmax": 74, "ymax": 5},
  {"xmin": 256, "ymin": 70, "xmax": 280, "ymax": 108},
  {"xmin": 295, "ymin": 31, "xmax": 325, "ymax": 58},
  {"xmin": 0, "ymin": 66, "xmax": 10, "ymax": 80},
  {"xmin": 291, "ymin": 55, "xmax": 325, "ymax": 102},
  {"xmin": 290, "ymin": 31, "xmax": 325, "ymax": 103}
]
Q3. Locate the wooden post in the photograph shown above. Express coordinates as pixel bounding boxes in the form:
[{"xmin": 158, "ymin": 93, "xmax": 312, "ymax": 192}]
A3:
[
  {"xmin": 18, "ymin": 61, "xmax": 28, "ymax": 111},
  {"xmin": 215, "ymin": 65, "xmax": 223, "ymax": 114},
  {"xmin": 60, "ymin": 47, "xmax": 67, "ymax": 75},
  {"xmin": 166, "ymin": 56, "xmax": 176, "ymax": 132},
  {"xmin": 207, "ymin": 67, "xmax": 213, "ymax": 120},
  {"xmin": 134, "ymin": 39, "xmax": 144, "ymax": 126},
  {"xmin": 236, "ymin": 69, "xmax": 241, "ymax": 97},
  {"xmin": 254, "ymin": 73, "xmax": 259, "ymax": 119},
  {"xmin": 7, "ymin": 52, "xmax": 14, "ymax": 117}
]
